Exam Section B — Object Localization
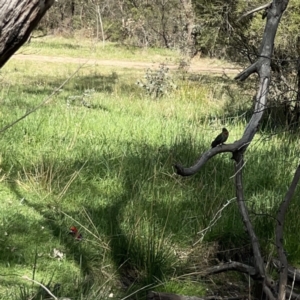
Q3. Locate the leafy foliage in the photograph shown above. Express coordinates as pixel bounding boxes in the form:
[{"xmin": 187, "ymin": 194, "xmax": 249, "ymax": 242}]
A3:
[{"xmin": 137, "ymin": 63, "xmax": 177, "ymax": 98}]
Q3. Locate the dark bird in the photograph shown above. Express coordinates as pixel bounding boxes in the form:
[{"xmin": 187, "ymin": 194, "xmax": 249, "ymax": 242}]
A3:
[{"xmin": 211, "ymin": 128, "xmax": 229, "ymax": 148}]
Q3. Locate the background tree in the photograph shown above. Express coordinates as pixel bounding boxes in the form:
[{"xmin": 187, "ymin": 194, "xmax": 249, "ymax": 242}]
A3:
[{"xmin": 0, "ymin": 0, "xmax": 55, "ymax": 68}]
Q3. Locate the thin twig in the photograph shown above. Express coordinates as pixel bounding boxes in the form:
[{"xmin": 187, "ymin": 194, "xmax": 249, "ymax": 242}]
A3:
[
  {"xmin": 229, "ymin": 159, "xmax": 248, "ymax": 179},
  {"xmin": 22, "ymin": 275, "xmax": 58, "ymax": 300},
  {"xmin": 288, "ymin": 270, "xmax": 297, "ymax": 300},
  {"xmin": 0, "ymin": 62, "xmax": 87, "ymax": 134},
  {"xmin": 193, "ymin": 198, "xmax": 236, "ymax": 246}
]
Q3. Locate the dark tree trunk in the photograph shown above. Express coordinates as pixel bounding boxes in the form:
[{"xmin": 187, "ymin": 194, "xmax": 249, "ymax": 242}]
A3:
[
  {"xmin": 71, "ymin": 0, "xmax": 75, "ymax": 16},
  {"xmin": 0, "ymin": 0, "xmax": 54, "ymax": 69},
  {"xmin": 180, "ymin": 0, "xmax": 196, "ymax": 57}
]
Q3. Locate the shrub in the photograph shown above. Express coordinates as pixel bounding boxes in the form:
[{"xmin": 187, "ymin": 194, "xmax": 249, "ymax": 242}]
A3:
[{"xmin": 137, "ymin": 63, "xmax": 177, "ymax": 98}]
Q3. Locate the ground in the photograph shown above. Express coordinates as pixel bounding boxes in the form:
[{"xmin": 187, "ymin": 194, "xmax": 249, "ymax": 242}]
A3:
[{"xmin": 13, "ymin": 54, "xmax": 241, "ymax": 75}]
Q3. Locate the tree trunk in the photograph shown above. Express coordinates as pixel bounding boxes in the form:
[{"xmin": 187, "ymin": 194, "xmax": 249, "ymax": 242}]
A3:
[
  {"xmin": 180, "ymin": 0, "xmax": 196, "ymax": 57},
  {"xmin": 0, "ymin": 0, "xmax": 55, "ymax": 69}
]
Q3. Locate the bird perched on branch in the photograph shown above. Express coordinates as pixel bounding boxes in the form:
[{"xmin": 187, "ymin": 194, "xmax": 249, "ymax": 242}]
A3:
[{"xmin": 211, "ymin": 128, "xmax": 229, "ymax": 148}]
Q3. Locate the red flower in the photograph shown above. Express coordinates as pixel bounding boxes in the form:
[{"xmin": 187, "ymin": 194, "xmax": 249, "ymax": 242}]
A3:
[{"xmin": 69, "ymin": 226, "xmax": 83, "ymax": 241}]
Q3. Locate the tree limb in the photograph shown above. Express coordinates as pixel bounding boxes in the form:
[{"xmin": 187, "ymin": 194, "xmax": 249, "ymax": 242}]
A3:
[
  {"xmin": 234, "ymin": 153, "xmax": 265, "ymax": 279},
  {"xmin": 174, "ymin": 76, "xmax": 268, "ymax": 176},
  {"xmin": 0, "ymin": 62, "xmax": 87, "ymax": 134},
  {"xmin": 202, "ymin": 261, "xmax": 257, "ymax": 277},
  {"xmin": 175, "ymin": 0, "xmax": 289, "ymax": 177},
  {"xmin": 22, "ymin": 275, "xmax": 58, "ymax": 300},
  {"xmin": 286, "ymin": 286, "xmax": 300, "ymax": 300},
  {"xmin": 237, "ymin": 2, "xmax": 272, "ymax": 22},
  {"xmin": 276, "ymin": 165, "xmax": 300, "ymax": 300}
]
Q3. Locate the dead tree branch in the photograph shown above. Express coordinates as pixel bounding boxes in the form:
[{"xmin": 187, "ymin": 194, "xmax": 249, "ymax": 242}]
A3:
[
  {"xmin": 194, "ymin": 198, "xmax": 236, "ymax": 246},
  {"xmin": 234, "ymin": 153, "xmax": 265, "ymax": 279},
  {"xmin": 0, "ymin": 62, "xmax": 87, "ymax": 134},
  {"xmin": 202, "ymin": 261, "xmax": 257, "ymax": 277},
  {"xmin": 276, "ymin": 165, "xmax": 300, "ymax": 300},
  {"xmin": 175, "ymin": 0, "xmax": 289, "ymax": 176},
  {"xmin": 174, "ymin": 1, "xmax": 291, "ymax": 299},
  {"xmin": 234, "ymin": 153, "xmax": 277, "ymax": 298},
  {"xmin": 237, "ymin": 2, "xmax": 272, "ymax": 22}
]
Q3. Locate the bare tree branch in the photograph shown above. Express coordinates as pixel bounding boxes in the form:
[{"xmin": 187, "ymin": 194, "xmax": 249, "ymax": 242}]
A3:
[
  {"xmin": 22, "ymin": 275, "xmax": 58, "ymax": 300},
  {"xmin": 234, "ymin": 62, "xmax": 258, "ymax": 81},
  {"xmin": 237, "ymin": 2, "xmax": 272, "ymax": 22},
  {"xmin": 234, "ymin": 153, "xmax": 265, "ymax": 279},
  {"xmin": 0, "ymin": 63, "xmax": 87, "ymax": 134},
  {"xmin": 175, "ymin": 0, "xmax": 289, "ymax": 177},
  {"xmin": 175, "ymin": 2, "xmax": 291, "ymax": 299},
  {"xmin": 174, "ymin": 75, "xmax": 268, "ymax": 176},
  {"xmin": 263, "ymin": 285, "xmax": 277, "ymax": 300},
  {"xmin": 193, "ymin": 198, "xmax": 236, "ymax": 246},
  {"xmin": 203, "ymin": 261, "xmax": 257, "ymax": 277},
  {"xmin": 276, "ymin": 165, "xmax": 300, "ymax": 300}
]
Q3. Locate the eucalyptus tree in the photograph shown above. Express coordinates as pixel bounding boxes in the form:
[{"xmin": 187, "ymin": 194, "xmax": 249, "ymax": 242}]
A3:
[{"xmin": 0, "ymin": 0, "xmax": 54, "ymax": 68}]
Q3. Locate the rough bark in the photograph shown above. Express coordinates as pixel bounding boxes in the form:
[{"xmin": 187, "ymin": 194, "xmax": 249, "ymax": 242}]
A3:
[
  {"xmin": 0, "ymin": 0, "xmax": 55, "ymax": 69},
  {"xmin": 237, "ymin": 2, "xmax": 272, "ymax": 22},
  {"xmin": 202, "ymin": 261, "xmax": 256, "ymax": 277}
]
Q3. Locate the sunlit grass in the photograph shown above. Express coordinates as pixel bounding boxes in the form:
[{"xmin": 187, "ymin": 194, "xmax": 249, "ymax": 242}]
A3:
[
  {"xmin": 16, "ymin": 35, "xmax": 180, "ymax": 62},
  {"xmin": 0, "ymin": 38, "xmax": 300, "ymax": 299}
]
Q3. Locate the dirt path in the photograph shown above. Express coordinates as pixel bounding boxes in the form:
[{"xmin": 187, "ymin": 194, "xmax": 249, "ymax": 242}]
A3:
[{"xmin": 12, "ymin": 54, "xmax": 241, "ymax": 75}]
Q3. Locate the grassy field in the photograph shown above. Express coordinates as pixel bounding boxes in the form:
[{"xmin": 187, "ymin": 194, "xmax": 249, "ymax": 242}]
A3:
[
  {"xmin": 0, "ymin": 37, "xmax": 300, "ymax": 300},
  {"xmin": 17, "ymin": 35, "xmax": 179, "ymax": 62}
]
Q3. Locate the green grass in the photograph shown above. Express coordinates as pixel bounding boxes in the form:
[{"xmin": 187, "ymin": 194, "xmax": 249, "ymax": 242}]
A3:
[
  {"xmin": 0, "ymin": 38, "xmax": 300, "ymax": 299},
  {"xmin": 17, "ymin": 35, "xmax": 180, "ymax": 62}
]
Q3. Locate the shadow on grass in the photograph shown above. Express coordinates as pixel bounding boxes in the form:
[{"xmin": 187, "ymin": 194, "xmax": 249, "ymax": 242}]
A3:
[
  {"xmin": 27, "ymin": 41, "xmax": 85, "ymax": 50},
  {"xmin": 0, "ymin": 137, "xmax": 233, "ymax": 295},
  {"xmin": 1, "ymin": 136, "xmax": 300, "ymax": 299},
  {"xmin": 0, "ymin": 72, "xmax": 120, "ymax": 119},
  {"xmin": 11, "ymin": 72, "xmax": 120, "ymax": 99}
]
